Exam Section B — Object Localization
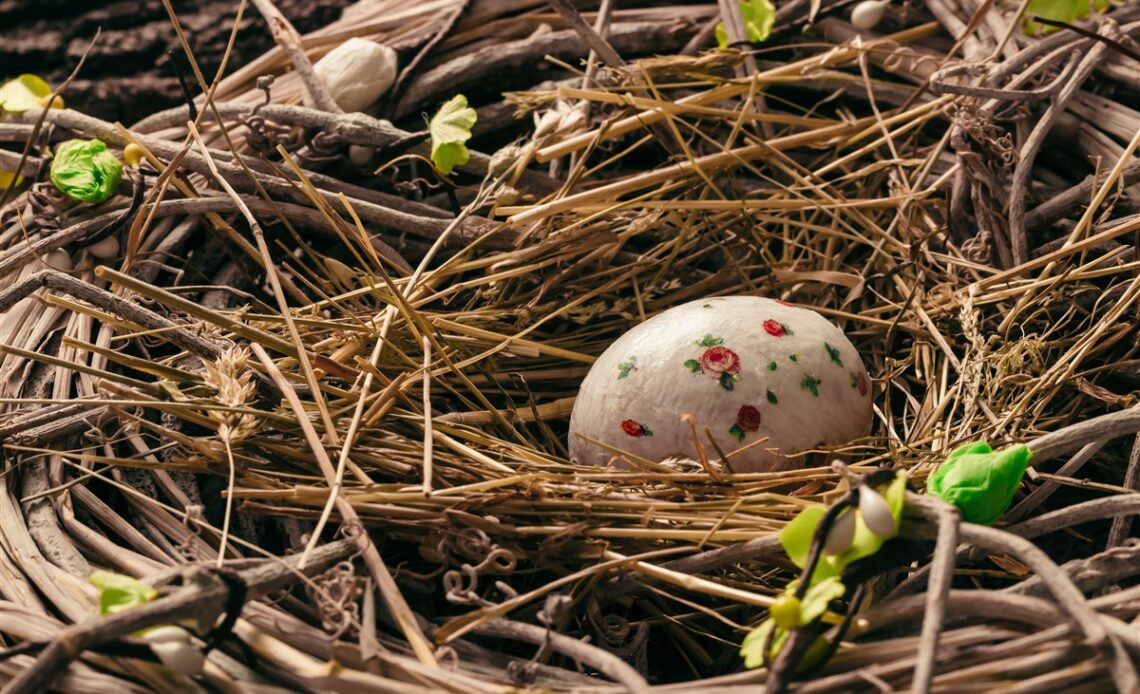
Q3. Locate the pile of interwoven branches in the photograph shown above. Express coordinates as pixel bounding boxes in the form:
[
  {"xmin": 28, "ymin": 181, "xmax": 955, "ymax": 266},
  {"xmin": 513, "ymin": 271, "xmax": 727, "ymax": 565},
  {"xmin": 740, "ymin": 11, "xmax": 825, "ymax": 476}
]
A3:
[{"xmin": 1, "ymin": 0, "xmax": 1138, "ymax": 691}]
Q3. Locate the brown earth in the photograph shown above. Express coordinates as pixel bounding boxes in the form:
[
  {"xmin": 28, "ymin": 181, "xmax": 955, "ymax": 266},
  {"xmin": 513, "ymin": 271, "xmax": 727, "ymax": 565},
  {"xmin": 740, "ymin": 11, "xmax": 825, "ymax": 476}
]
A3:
[{"xmin": 0, "ymin": 0, "xmax": 352, "ymax": 124}]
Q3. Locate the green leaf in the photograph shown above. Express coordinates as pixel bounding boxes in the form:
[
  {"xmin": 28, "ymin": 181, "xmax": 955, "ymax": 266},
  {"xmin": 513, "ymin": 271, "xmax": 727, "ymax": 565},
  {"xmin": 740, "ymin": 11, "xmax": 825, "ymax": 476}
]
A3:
[
  {"xmin": 779, "ymin": 506, "xmax": 825, "ymax": 569},
  {"xmin": 798, "ymin": 575, "xmax": 846, "ymax": 626},
  {"xmin": 927, "ymin": 442, "xmax": 1031, "ymax": 525},
  {"xmin": 715, "ymin": 0, "xmax": 777, "ymax": 48},
  {"xmin": 1024, "ymin": 0, "xmax": 1109, "ymax": 35},
  {"xmin": 780, "ymin": 472, "xmax": 907, "ymax": 585},
  {"xmin": 88, "ymin": 570, "xmax": 158, "ymax": 616},
  {"xmin": 740, "ymin": 618, "xmax": 788, "ymax": 669},
  {"xmin": 0, "ymin": 74, "xmax": 62, "ymax": 114},
  {"xmin": 50, "ymin": 139, "xmax": 123, "ymax": 204},
  {"xmin": 826, "ymin": 470, "xmax": 906, "ymax": 570},
  {"xmin": 429, "ymin": 95, "xmax": 477, "ymax": 175}
]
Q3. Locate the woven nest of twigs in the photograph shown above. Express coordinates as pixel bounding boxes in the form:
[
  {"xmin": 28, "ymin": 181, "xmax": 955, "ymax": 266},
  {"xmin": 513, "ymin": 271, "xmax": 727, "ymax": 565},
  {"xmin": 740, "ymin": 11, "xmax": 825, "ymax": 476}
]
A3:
[{"xmin": 2, "ymin": 0, "xmax": 1139, "ymax": 691}]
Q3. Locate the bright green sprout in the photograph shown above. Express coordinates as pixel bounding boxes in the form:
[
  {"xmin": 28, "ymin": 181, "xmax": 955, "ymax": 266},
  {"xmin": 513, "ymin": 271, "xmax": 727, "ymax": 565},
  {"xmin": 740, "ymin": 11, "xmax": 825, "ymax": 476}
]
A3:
[
  {"xmin": 740, "ymin": 576, "xmax": 846, "ymax": 669},
  {"xmin": 88, "ymin": 570, "xmax": 158, "ymax": 616},
  {"xmin": 429, "ymin": 94, "xmax": 477, "ymax": 175},
  {"xmin": 740, "ymin": 472, "xmax": 906, "ymax": 670},
  {"xmin": 50, "ymin": 139, "xmax": 123, "ymax": 204},
  {"xmin": 926, "ymin": 441, "xmax": 1031, "ymax": 525},
  {"xmin": 715, "ymin": 0, "xmax": 776, "ymax": 48},
  {"xmin": 779, "ymin": 470, "xmax": 906, "ymax": 583}
]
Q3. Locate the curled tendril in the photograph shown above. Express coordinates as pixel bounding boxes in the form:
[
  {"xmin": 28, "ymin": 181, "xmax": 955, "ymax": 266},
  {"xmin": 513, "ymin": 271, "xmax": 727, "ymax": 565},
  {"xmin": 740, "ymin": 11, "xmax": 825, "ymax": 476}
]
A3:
[
  {"xmin": 474, "ymin": 547, "xmax": 517, "ymax": 574},
  {"xmin": 448, "ymin": 527, "xmax": 493, "ymax": 563},
  {"xmin": 507, "ymin": 659, "xmax": 540, "ymax": 685},
  {"xmin": 586, "ymin": 597, "xmax": 649, "ymax": 671},
  {"xmin": 313, "ymin": 559, "xmax": 360, "ymax": 639},
  {"xmin": 309, "ymin": 131, "xmax": 344, "ymax": 157},
  {"xmin": 443, "ymin": 564, "xmax": 492, "ymax": 606},
  {"xmin": 434, "ymin": 645, "xmax": 459, "ymax": 670},
  {"xmin": 27, "ymin": 182, "xmax": 66, "ymax": 232}
]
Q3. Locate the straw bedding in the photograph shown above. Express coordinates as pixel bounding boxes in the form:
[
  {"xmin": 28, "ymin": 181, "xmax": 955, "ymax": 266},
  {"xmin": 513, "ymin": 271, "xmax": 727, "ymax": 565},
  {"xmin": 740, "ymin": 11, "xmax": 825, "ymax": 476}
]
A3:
[{"xmin": 1, "ymin": 0, "xmax": 1138, "ymax": 691}]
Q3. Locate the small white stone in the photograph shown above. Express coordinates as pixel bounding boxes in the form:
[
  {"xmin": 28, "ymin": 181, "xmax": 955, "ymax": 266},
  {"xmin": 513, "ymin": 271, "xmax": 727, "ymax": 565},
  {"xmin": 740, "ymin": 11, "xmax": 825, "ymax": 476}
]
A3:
[
  {"xmin": 150, "ymin": 640, "xmax": 205, "ymax": 676},
  {"xmin": 144, "ymin": 626, "xmax": 204, "ymax": 676},
  {"xmin": 87, "ymin": 235, "xmax": 120, "ymax": 259},
  {"xmin": 568, "ymin": 296, "xmax": 873, "ymax": 473},
  {"xmin": 44, "ymin": 249, "xmax": 72, "ymax": 271},
  {"xmin": 144, "ymin": 625, "xmax": 192, "ymax": 645},
  {"xmin": 306, "ymin": 37, "xmax": 397, "ymax": 113},
  {"xmin": 348, "ymin": 145, "xmax": 375, "ymax": 166},
  {"xmin": 859, "ymin": 486, "xmax": 895, "ymax": 537},
  {"xmin": 850, "ymin": 0, "xmax": 889, "ymax": 31}
]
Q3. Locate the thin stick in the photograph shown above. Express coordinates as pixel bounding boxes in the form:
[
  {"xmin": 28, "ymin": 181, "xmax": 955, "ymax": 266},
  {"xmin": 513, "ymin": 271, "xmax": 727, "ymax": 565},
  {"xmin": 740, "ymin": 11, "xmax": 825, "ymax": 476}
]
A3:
[
  {"xmin": 912, "ymin": 498, "xmax": 960, "ymax": 693},
  {"xmin": 546, "ymin": 0, "xmax": 626, "ymax": 68},
  {"xmin": 1, "ymin": 542, "xmax": 353, "ymax": 694},
  {"xmin": 1028, "ymin": 406, "xmax": 1140, "ymax": 464},
  {"xmin": 1005, "ymin": 440, "xmax": 1106, "ymax": 523},
  {"xmin": 422, "ymin": 334, "xmax": 434, "ymax": 495},
  {"xmin": 1007, "ymin": 39, "xmax": 1107, "ymax": 265},
  {"xmin": 216, "ymin": 435, "xmax": 237, "ymax": 569},
  {"xmin": 249, "ymin": 343, "xmax": 437, "ymax": 666},
  {"xmin": 1106, "ymin": 434, "xmax": 1140, "ymax": 548},
  {"xmin": 247, "ymin": 0, "xmax": 343, "ymax": 113},
  {"xmin": 473, "ymin": 618, "xmax": 650, "ymax": 694}
]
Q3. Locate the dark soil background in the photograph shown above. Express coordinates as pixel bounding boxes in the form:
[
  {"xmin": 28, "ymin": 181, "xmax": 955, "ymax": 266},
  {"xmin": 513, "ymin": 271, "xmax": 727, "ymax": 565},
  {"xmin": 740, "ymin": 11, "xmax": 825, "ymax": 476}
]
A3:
[{"xmin": 0, "ymin": 0, "xmax": 352, "ymax": 125}]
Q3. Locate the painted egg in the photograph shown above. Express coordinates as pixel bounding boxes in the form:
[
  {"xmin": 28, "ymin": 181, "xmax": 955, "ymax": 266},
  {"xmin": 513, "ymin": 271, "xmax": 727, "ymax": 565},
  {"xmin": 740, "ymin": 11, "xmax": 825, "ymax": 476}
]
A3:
[{"xmin": 568, "ymin": 296, "xmax": 873, "ymax": 473}]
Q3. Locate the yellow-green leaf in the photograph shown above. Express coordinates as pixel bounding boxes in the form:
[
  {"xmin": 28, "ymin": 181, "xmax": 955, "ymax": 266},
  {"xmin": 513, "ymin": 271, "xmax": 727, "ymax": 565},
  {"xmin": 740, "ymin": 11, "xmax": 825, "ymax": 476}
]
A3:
[
  {"xmin": 797, "ymin": 575, "xmax": 846, "ymax": 626},
  {"xmin": 1024, "ymin": 0, "xmax": 1110, "ymax": 35},
  {"xmin": 0, "ymin": 168, "xmax": 23, "ymax": 190},
  {"xmin": 88, "ymin": 570, "xmax": 158, "ymax": 615},
  {"xmin": 779, "ymin": 505, "xmax": 824, "ymax": 569},
  {"xmin": 715, "ymin": 0, "xmax": 777, "ymax": 48},
  {"xmin": 0, "ymin": 74, "xmax": 63, "ymax": 114},
  {"xmin": 429, "ymin": 94, "xmax": 477, "ymax": 175}
]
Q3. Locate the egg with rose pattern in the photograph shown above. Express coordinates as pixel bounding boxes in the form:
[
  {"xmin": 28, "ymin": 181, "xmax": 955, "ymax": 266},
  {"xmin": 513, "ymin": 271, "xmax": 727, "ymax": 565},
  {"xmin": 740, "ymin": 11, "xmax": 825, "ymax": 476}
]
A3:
[{"xmin": 568, "ymin": 296, "xmax": 873, "ymax": 473}]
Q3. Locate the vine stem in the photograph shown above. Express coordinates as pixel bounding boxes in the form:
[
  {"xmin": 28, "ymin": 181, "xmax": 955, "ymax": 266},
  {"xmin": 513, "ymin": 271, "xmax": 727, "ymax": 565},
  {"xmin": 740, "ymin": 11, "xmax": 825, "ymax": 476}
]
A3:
[
  {"xmin": 912, "ymin": 498, "xmax": 959, "ymax": 694},
  {"xmin": 247, "ymin": 0, "xmax": 343, "ymax": 113},
  {"xmin": 0, "ymin": 541, "xmax": 354, "ymax": 694},
  {"xmin": 904, "ymin": 493, "xmax": 1139, "ymax": 693}
]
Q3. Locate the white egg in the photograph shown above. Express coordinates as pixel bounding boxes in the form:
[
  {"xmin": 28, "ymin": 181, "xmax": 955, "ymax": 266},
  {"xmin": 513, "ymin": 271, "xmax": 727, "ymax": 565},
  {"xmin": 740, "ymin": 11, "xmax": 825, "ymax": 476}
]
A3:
[
  {"xmin": 568, "ymin": 297, "xmax": 873, "ymax": 473},
  {"xmin": 851, "ymin": 0, "xmax": 889, "ymax": 31},
  {"xmin": 307, "ymin": 38, "xmax": 397, "ymax": 113},
  {"xmin": 87, "ymin": 235, "xmax": 120, "ymax": 259}
]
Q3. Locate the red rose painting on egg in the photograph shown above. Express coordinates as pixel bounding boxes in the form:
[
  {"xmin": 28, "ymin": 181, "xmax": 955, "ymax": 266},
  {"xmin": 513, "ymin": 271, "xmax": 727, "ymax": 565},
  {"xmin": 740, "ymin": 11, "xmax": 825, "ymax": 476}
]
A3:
[
  {"xmin": 621, "ymin": 419, "xmax": 652, "ymax": 437},
  {"xmin": 729, "ymin": 404, "xmax": 762, "ymax": 442},
  {"xmin": 684, "ymin": 336, "xmax": 742, "ymax": 391}
]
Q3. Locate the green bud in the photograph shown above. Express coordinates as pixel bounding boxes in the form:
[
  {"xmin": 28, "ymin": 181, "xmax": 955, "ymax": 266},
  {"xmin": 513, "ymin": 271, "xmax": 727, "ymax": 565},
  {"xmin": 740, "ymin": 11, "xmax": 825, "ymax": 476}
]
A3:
[
  {"xmin": 770, "ymin": 594, "xmax": 801, "ymax": 630},
  {"xmin": 50, "ymin": 139, "xmax": 123, "ymax": 204},
  {"xmin": 926, "ymin": 441, "xmax": 1031, "ymax": 525}
]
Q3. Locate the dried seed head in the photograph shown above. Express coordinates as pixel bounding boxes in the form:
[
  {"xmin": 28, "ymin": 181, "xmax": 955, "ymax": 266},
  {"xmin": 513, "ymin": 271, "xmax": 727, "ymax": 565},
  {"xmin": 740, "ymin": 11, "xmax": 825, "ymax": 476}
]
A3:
[{"xmin": 202, "ymin": 347, "xmax": 257, "ymax": 442}]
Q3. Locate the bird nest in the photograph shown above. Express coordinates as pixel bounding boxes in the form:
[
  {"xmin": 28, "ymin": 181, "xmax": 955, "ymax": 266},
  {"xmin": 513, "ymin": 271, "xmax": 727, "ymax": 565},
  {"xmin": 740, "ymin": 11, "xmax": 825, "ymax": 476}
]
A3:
[{"xmin": 1, "ymin": 0, "xmax": 1139, "ymax": 692}]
